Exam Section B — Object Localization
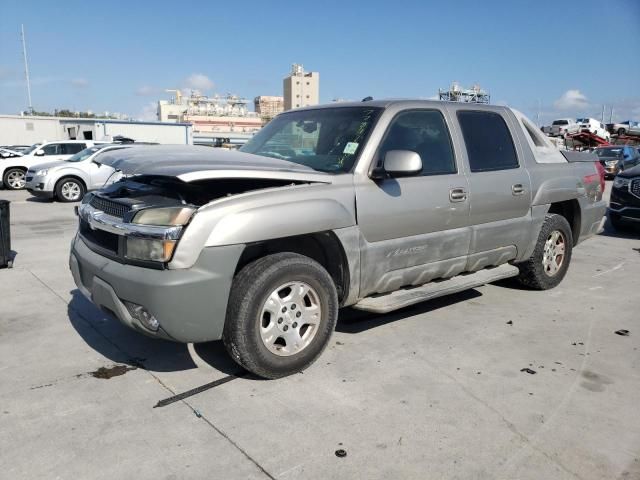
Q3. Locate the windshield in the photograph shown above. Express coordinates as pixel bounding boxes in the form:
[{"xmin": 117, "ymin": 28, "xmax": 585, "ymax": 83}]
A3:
[
  {"xmin": 552, "ymin": 120, "xmax": 569, "ymax": 126},
  {"xmin": 595, "ymin": 148, "xmax": 622, "ymax": 158},
  {"xmin": 240, "ymin": 106, "xmax": 382, "ymax": 173},
  {"xmin": 22, "ymin": 143, "xmax": 42, "ymax": 155},
  {"xmin": 66, "ymin": 146, "xmax": 107, "ymax": 162}
]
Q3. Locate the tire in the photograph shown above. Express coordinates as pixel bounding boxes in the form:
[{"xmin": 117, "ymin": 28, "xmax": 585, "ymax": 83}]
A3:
[
  {"xmin": 617, "ymin": 128, "xmax": 626, "ymax": 136},
  {"xmin": 223, "ymin": 252, "xmax": 338, "ymax": 379},
  {"xmin": 55, "ymin": 177, "xmax": 85, "ymax": 202},
  {"xmin": 516, "ymin": 214, "xmax": 573, "ymax": 290},
  {"xmin": 3, "ymin": 168, "xmax": 26, "ymax": 190}
]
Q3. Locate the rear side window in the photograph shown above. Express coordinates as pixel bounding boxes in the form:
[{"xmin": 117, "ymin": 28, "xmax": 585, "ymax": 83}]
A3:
[
  {"xmin": 62, "ymin": 143, "xmax": 86, "ymax": 154},
  {"xmin": 457, "ymin": 111, "xmax": 519, "ymax": 172}
]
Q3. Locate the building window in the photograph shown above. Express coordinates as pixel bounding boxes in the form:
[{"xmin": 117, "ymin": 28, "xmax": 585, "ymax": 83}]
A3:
[
  {"xmin": 296, "ymin": 81, "xmax": 300, "ymax": 85},
  {"xmin": 306, "ymin": 95, "xmax": 310, "ymax": 99},
  {"xmin": 306, "ymin": 82, "xmax": 310, "ymax": 85},
  {"xmin": 296, "ymin": 104, "xmax": 299, "ymax": 107}
]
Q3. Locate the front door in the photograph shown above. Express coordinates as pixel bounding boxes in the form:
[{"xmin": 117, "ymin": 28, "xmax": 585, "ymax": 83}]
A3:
[{"xmin": 355, "ymin": 108, "xmax": 471, "ymax": 297}]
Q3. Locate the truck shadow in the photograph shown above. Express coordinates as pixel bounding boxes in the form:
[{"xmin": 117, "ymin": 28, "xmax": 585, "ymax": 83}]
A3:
[
  {"xmin": 336, "ymin": 289, "xmax": 482, "ymax": 334},
  {"xmin": 67, "ymin": 290, "xmax": 241, "ymax": 375}
]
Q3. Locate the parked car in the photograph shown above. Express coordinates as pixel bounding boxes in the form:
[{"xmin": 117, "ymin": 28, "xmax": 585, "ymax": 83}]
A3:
[
  {"xmin": 548, "ymin": 118, "xmax": 578, "ymax": 137},
  {"xmin": 0, "ymin": 148, "xmax": 24, "ymax": 159},
  {"xmin": 594, "ymin": 145, "xmax": 640, "ymax": 178},
  {"xmin": 70, "ymin": 100, "xmax": 606, "ymax": 379},
  {"xmin": 25, "ymin": 144, "xmax": 137, "ymax": 202},
  {"xmin": 607, "ymin": 120, "xmax": 640, "ymax": 137},
  {"xmin": 0, "ymin": 140, "xmax": 106, "ymax": 190},
  {"xmin": 609, "ymin": 164, "xmax": 640, "ymax": 230},
  {"xmin": 576, "ymin": 118, "xmax": 610, "ymax": 141}
]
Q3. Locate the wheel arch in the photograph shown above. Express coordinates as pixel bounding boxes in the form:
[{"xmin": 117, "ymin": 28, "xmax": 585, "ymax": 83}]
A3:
[
  {"xmin": 235, "ymin": 231, "xmax": 350, "ymax": 305},
  {"xmin": 547, "ymin": 199, "xmax": 581, "ymax": 246},
  {"xmin": 55, "ymin": 174, "xmax": 87, "ymax": 190}
]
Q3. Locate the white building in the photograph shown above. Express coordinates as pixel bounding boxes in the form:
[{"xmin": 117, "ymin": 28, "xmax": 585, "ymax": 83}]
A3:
[
  {"xmin": 0, "ymin": 114, "xmax": 193, "ymax": 145},
  {"xmin": 283, "ymin": 64, "xmax": 319, "ymax": 111},
  {"xmin": 158, "ymin": 91, "xmax": 262, "ymax": 146}
]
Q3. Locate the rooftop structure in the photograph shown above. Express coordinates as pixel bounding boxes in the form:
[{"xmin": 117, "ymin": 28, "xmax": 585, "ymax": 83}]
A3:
[
  {"xmin": 438, "ymin": 82, "xmax": 490, "ymax": 104},
  {"xmin": 283, "ymin": 64, "xmax": 319, "ymax": 111},
  {"xmin": 254, "ymin": 96, "xmax": 284, "ymax": 122}
]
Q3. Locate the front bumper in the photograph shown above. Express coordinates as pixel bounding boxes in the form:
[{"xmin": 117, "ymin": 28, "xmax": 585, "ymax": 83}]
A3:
[
  {"xmin": 70, "ymin": 234, "xmax": 244, "ymax": 342},
  {"xmin": 610, "ymin": 183, "xmax": 640, "ymax": 222}
]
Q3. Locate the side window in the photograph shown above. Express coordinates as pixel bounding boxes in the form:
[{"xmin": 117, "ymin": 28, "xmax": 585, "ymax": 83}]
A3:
[
  {"xmin": 42, "ymin": 143, "xmax": 61, "ymax": 155},
  {"xmin": 378, "ymin": 110, "xmax": 456, "ymax": 176},
  {"xmin": 457, "ymin": 111, "xmax": 519, "ymax": 172},
  {"xmin": 62, "ymin": 143, "xmax": 85, "ymax": 154}
]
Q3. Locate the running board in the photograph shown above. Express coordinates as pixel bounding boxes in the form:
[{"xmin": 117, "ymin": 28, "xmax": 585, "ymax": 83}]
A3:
[{"xmin": 352, "ymin": 264, "xmax": 520, "ymax": 314}]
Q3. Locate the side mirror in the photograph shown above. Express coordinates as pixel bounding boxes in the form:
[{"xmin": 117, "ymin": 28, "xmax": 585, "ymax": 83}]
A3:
[
  {"xmin": 383, "ymin": 150, "xmax": 422, "ymax": 177},
  {"xmin": 34, "ymin": 149, "xmax": 45, "ymax": 156}
]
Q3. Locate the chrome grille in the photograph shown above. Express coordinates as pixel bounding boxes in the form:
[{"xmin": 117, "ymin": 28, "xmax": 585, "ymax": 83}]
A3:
[
  {"xmin": 89, "ymin": 196, "xmax": 131, "ymax": 219},
  {"xmin": 631, "ymin": 179, "xmax": 640, "ymax": 199}
]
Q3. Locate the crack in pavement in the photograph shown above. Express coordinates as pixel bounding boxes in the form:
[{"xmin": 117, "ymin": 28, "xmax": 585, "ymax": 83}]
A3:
[{"xmin": 27, "ymin": 268, "xmax": 276, "ymax": 480}]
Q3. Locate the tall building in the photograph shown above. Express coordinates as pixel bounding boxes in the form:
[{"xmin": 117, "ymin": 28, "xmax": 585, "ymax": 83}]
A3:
[
  {"xmin": 283, "ymin": 64, "xmax": 319, "ymax": 111},
  {"xmin": 254, "ymin": 95, "xmax": 284, "ymax": 122}
]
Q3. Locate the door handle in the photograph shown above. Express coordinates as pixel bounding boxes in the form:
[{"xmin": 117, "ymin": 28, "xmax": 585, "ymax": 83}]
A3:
[
  {"xmin": 449, "ymin": 187, "xmax": 467, "ymax": 202},
  {"xmin": 512, "ymin": 184, "xmax": 525, "ymax": 195}
]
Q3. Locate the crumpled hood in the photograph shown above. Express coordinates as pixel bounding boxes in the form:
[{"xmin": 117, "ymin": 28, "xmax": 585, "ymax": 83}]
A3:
[{"xmin": 96, "ymin": 145, "xmax": 332, "ymax": 184}]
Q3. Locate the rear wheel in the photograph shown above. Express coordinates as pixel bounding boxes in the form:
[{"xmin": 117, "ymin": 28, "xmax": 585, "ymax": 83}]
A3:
[
  {"xmin": 516, "ymin": 214, "xmax": 573, "ymax": 290},
  {"xmin": 3, "ymin": 168, "xmax": 26, "ymax": 190},
  {"xmin": 223, "ymin": 252, "xmax": 338, "ymax": 379},
  {"xmin": 617, "ymin": 128, "xmax": 626, "ymax": 136},
  {"xmin": 55, "ymin": 177, "xmax": 85, "ymax": 202}
]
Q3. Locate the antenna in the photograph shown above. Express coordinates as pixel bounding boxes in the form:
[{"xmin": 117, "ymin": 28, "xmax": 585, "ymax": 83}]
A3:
[{"xmin": 21, "ymin": 24, "xmax": 33, "ymax": 114}]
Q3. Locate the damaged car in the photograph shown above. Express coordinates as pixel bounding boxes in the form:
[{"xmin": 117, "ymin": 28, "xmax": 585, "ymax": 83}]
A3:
[{"xmin": 70, "ymin": 100, "xmax": 606, "ymax": 378}]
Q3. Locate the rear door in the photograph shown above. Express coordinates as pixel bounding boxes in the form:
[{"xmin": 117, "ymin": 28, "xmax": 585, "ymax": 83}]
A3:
[
  {"xmin": 354, "ymin": 107, "xmax": 471, "ymax": 296},
  {"xmin": 454, "ymin": 109, "xmax": 532, "ymax": 270}
]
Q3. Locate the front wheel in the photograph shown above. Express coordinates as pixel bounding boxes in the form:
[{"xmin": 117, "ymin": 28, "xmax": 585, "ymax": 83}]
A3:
[
  {"xmin": 55, "ymin": 177, "xmax": 85, "ymax": 202},
  {"xmin": 617, "ymin": 128, "xmax": 626, "ymax": 136},
  {"xmin": 516, "ymin": 214, "xmax": 573, "ymax": 290},
  {"xmin": 3, "ymin": 168, "xmax": 26, "ymax": 190},
  {"xmin": 223, "ymin": 252, "xmax": 338, "ymax": 379}
]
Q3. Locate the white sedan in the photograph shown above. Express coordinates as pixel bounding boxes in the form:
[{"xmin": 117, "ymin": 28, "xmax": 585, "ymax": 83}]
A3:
[{"xmin": 25, "ymin": 144, "xmax": 132, "ymax": 202}]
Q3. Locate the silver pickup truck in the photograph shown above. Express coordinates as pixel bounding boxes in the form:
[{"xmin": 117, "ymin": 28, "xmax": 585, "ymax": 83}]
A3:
[{"xmin": 69, "ymin": 100, "xmax": 606, "ymax": 378}]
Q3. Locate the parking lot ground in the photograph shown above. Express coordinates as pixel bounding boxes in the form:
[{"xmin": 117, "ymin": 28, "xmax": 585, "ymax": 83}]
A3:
[{"xmin": 1, "ymin": 185, "xmax": 639, "ymax": 480}]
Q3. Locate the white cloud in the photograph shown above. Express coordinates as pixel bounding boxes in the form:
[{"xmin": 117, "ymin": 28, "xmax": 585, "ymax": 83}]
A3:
[
  {"xmin": 554, "ymin": 89, "xmax": 588, "ymax": 110},
  {"xmin": 137, "ymin": 102, "xmax": 158, "ymax": 121},
  {"xmin": 184, "ymin": 73, "xmax": 214, "ymax": 92},
  {"xmin": 135, "ymin": 85, "xmax": 158, "ymax": 96},
  {"xmin": 71, "ymin": 78, "xmax": 89, "ymax": 88}
]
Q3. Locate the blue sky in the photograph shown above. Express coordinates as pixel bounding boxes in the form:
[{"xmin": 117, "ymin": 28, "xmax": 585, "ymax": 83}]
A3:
[{"xmin": 1, "ymin": 0, "xmax": 639, "ymax": 124}]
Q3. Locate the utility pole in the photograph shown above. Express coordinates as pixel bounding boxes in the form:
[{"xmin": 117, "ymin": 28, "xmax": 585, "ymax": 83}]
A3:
[
  {"xmin": 609, "ymin": 106, "xmax": 614, "ymax": 123},
  {"xmin": 21, "ymin": 24, "xmax": 33, "ymax": 114}
]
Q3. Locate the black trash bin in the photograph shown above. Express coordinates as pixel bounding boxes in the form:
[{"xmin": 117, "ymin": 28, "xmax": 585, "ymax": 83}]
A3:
[{"xmin": 0, "ymin": 199, "xmax": 12, "ymax": 268}]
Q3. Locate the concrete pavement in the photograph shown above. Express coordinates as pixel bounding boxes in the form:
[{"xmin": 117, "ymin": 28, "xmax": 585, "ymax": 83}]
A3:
[{"xmin": 0, "ymin": 185, "xmax": 638, "ymax": 479}]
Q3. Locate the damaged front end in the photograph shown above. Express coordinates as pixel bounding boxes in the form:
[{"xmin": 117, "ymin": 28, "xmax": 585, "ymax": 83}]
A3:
[{"xmin": 76, "ymin": 175, "xmax": 317, "ymax": 269}]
